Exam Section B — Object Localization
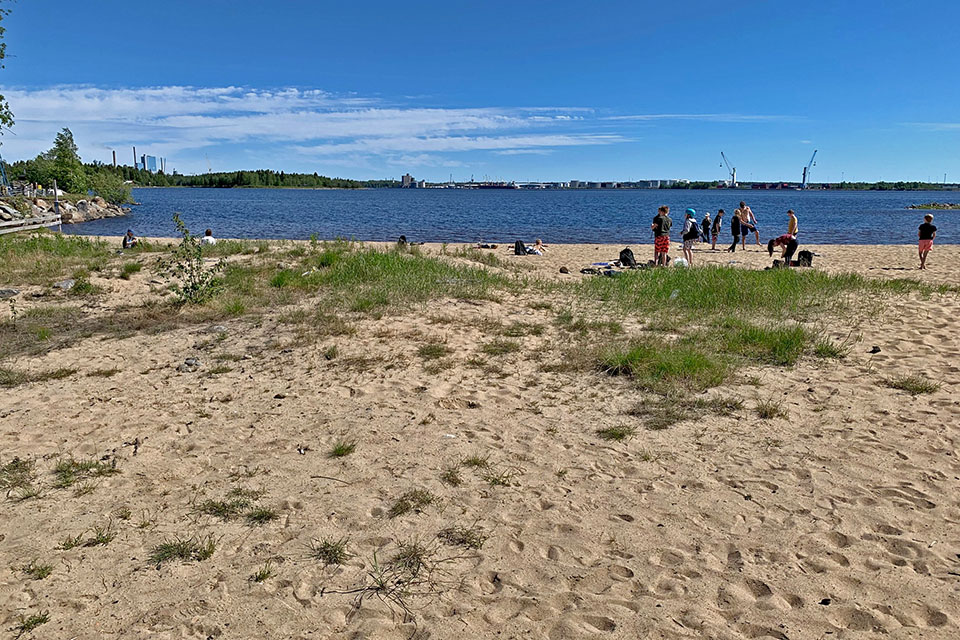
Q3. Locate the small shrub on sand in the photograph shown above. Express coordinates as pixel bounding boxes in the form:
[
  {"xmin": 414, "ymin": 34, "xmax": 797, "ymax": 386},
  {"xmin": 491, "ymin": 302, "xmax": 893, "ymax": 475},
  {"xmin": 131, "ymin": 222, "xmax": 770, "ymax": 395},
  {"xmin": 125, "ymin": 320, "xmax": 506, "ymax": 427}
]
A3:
[
  {"xmin": 460, "ymin": 454, "xmax": 489, "ymax": 469},
  {"xmin": 882, "ymin": 374, "xmax": 940, "ymax": 396}
]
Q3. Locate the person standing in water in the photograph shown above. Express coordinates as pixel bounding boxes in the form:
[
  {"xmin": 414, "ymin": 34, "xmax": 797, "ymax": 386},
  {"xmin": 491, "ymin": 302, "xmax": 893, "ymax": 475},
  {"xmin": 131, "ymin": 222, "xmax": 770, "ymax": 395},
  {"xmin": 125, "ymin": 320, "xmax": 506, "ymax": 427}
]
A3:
[
  {"xmin": 712, "ymin": 209, "xmax": 724, "ymax": 250},
  {"xmin": 918, "ymin": 214, "xmax": 936, "ymax": 270}
]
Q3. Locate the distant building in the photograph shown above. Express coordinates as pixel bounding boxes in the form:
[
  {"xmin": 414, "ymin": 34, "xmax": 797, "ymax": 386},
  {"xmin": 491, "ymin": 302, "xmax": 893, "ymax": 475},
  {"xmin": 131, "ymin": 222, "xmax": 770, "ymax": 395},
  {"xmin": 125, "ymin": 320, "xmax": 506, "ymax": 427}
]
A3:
[
  {"xmin": 568, "ymin": 180, "xmax": 580, "ymax": 189},
  {"xmin": 140, "ymin": 155, "xmax": 158, "ymax": 173},
  {"xmin": 401, "ymin": 173, "xmax": 415, "ymax": 188}
]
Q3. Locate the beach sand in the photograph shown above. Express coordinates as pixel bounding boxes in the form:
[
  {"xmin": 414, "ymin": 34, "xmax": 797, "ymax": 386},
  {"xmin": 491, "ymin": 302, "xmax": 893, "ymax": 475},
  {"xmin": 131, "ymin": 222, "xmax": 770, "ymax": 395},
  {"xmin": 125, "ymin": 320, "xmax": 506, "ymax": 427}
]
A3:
[{"xmin": 1, "ymin": 238, "xmax": 958, "ymax": 639}]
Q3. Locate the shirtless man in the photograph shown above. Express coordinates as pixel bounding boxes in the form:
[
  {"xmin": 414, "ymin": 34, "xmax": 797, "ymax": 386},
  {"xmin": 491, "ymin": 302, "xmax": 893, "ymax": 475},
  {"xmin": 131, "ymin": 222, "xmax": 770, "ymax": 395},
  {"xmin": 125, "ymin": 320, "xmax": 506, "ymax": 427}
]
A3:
[{"xmin": 737, "ymin": 201, "xmax": 760, "ymax": 247}]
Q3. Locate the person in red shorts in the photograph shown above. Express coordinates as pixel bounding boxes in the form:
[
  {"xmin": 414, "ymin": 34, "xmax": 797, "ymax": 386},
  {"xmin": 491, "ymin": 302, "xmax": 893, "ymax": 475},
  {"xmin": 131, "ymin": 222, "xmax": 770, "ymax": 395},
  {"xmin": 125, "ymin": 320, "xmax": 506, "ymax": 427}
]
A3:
[
  {"xmin": 651, "ymin": 205, "xmax": 672, "ymax": 266},
  {"xmin": 918, "ymin": 213, "xmax": 937, "ymax": 270}
]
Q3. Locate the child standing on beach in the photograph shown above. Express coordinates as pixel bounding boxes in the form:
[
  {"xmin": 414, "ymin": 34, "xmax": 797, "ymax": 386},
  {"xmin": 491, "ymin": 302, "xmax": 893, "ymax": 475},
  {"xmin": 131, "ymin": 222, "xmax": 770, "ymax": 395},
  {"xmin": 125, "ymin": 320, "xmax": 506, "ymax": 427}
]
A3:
[
  {"xmin": 681, "ymin": 208, "xmax": 698, "ymax": 266},
  {"xmin": 712, "ymin": 209, "xmax": 724, "ymax": 250},
  {"xmin": 918, "ymin": 214, "xmax": 936, "ymax": 270},
  {"xmin": 652, "ymin": 205, "xmax": 672, "ymax": 266}
]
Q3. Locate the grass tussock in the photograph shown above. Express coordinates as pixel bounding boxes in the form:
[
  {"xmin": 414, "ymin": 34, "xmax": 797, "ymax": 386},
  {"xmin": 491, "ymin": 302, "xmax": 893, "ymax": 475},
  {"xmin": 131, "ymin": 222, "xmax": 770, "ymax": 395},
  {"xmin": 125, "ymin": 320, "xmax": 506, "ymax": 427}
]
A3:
[
  {"xmin": 626, "ymin": 394, "xmax": 742, "ymax": 430},
  {"xmin": 480, "ymin": 338, "xmax": 521, "ymax": 357},
  {"xmin": 417, "ymin": 342, "xmax": 451, "ymax": 360},
  {"xmin": 15, "ymin": 611, "xmax": 50, "ymax": 636},
  {"xmin": 388, "ymin": 489, "xmax": 436, "ymax": 518},
  {"xmin": 329, "ymin": 439, "xmax": 357, "ymax": 458},
  {"xmin": 438, "ymin": 525, "xmax": 488, "ymax": 550},
  {"xmin": 755, "ymin": 397, "xmax": 789, "ymax": 420},
  {"xmin": 250, "ymin": 562, "xmax": 274, "ymax": 583},
  {"xmin": 20, "ymin": 559, "xmax": 53, "ymax": 580},
  {"xmin": 52, "ymin": 457, "xmax": 119, "ymax": 489},
  {"xmin": 597, "ymin": 425, "xmax": 637, "ymax": 442},
  {"xmin": 149, "ymin": 535, "xmax": 217, "ymax": 567},
  {"xmin": 310, "ymin": 537, "xmax": 351, "ymax": 566},
  {"xmin": 0, "ymin": 366, "xmax": 77, "ymax": 388},
  {"xmin": 882, "ymin": 374, "xmax": 940, "ymax": 396},
  {"xmin": 1, "ymin": 457, "xmax": 36, "ymax": 496}
]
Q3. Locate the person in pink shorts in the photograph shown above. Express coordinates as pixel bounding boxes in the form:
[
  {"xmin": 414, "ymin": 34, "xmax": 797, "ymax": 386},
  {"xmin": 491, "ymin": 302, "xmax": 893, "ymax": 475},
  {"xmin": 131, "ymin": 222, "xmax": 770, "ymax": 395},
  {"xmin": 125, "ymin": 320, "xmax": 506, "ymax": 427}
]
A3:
[{"xmin": 918, "ymin": 214, "xmax": 936, "ymax": 270}]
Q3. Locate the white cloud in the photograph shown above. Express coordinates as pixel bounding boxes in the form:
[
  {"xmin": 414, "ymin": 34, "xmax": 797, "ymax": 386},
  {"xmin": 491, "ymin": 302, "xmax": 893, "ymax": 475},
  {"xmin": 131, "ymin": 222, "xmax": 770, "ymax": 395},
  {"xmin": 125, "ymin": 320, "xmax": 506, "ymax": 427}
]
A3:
[
  {"xmin": 0, "ymin": 85, "xmax": 790, "ymax": 173},
  {"xmin": 904, "ymin": 122, "xmax": 960, "ymax": 131},
  {"xmin": 604, "ymin": 113, "xmax": 798, "ymax": 122}
]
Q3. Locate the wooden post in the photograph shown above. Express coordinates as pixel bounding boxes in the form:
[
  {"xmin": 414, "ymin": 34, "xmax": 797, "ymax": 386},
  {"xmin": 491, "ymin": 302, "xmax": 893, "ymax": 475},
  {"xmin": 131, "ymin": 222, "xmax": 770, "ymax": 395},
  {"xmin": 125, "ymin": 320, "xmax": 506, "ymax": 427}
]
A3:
[{"xmin": 53, "ymin": 180, "xmax": 62, "ymax": 233}]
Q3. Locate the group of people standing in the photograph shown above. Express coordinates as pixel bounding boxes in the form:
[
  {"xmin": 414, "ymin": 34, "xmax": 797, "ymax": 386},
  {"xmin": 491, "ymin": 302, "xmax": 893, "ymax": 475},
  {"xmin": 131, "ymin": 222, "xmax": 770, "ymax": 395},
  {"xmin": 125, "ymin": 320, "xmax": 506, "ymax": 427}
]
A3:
[{"xmin": 651, "ymin": 201, "xmax": 800, "ymax": 266}]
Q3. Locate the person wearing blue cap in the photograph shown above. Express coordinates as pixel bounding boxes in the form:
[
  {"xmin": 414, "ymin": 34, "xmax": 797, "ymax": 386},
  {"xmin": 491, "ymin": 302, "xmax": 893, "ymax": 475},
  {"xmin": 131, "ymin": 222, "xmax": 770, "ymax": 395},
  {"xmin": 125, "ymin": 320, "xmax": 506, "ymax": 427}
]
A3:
[
  {"xmin": 681, "ymin": 208, "xmax": 699, "ymax": 266},
  {"xmin": 122, "ymin": 229, "xmax": 139, "ymax": 249}
]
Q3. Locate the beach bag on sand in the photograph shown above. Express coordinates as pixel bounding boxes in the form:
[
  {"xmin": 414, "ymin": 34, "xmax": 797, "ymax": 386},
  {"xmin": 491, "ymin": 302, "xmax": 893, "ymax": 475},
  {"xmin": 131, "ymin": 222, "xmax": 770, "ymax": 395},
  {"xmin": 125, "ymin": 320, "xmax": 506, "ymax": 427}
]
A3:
[
  {"xmin": 797, "ymin": 250, "xmax": 813, "ymax": 267},
  {"xmin": 619, "ymin": 247, "xmax": 637, "ymax": 268},
  {"xmin": 514, "ymin": 240, "xmax": 528, "ymax": 255}
]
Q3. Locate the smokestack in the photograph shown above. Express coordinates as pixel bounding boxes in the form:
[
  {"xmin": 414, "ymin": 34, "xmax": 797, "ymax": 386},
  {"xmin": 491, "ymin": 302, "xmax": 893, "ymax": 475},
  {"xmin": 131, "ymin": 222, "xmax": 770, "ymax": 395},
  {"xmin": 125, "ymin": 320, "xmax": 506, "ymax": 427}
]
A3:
[
  {"xmin": 133, "ymin": 146, "xmax": 137, "ymax": 169},
  {"xmin": 112, "ymin": 150, "xmax": 117, "ymax": 168}
]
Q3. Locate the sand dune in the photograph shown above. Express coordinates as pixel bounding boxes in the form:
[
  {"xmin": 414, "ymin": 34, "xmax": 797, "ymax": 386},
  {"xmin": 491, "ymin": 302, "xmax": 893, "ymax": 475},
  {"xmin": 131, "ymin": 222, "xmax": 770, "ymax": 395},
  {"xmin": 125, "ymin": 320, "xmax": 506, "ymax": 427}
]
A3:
[{"xmin": 1, "ymin": 239, "xmax": 957, "ymax": 639}]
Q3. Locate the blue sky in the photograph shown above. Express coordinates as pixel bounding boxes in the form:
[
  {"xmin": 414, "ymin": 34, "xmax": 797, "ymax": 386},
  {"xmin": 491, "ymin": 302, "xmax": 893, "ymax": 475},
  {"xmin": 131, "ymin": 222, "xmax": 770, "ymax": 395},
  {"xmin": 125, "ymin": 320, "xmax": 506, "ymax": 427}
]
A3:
[{"xmin": 1, "ymin": 0, "xmax": 958, "ymax": 181}]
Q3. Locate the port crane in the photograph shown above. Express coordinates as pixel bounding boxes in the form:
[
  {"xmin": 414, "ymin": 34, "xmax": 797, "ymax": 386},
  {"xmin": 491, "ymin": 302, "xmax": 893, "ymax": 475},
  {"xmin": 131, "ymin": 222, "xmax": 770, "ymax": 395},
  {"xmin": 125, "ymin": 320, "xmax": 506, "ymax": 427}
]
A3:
[
  {"xmin": 801, "ymin": 150, "xmax": 818, "ymax": 189},
  {"xmin": 720, "ymin": 152, "xmax": 737, "ymax": 188}
]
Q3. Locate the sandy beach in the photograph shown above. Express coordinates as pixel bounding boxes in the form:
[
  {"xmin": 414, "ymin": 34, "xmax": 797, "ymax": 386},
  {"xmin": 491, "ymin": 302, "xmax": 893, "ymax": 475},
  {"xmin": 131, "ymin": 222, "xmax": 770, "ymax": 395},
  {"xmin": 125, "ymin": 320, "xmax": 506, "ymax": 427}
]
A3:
[{"xmin": 1, "ymin": 237, "xmax": 958, "ymax": 639}]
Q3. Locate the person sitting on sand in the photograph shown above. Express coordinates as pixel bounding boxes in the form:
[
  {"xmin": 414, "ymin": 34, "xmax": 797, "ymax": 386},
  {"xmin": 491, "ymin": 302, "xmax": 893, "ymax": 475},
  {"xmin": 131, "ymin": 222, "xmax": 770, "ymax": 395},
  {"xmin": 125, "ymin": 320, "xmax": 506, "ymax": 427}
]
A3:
[
  {"xmin": 712, "ymin": 209, "xmax": 724, "ymax": 250},
  {"xmin": 768, "ymin": 233, "xmax": 799, "ymax": 266},
  {"xmin": 787, "ymin": 210, "xmax": 799, "ymax": 237},
  {"xmin": 122, "ymin": 229, "xmax": 139, "ymax": 249},
  {"xmin": 530, "ymin": 239, "xmax": 548, "ymax": 255},
  {"xmin": 918, "ymin": 214, "xmax": 936, "ymax": 270},
  {"xmin": 200, "ymin": 229, "xmax": 217, "ymax": 246},
  {"xmin": 681, "ymin": 208, "xmax": 698, "ymax": 266},
  {"xmin": 651, "ymin": 205, "xmax": 672, "ymax": 266}
]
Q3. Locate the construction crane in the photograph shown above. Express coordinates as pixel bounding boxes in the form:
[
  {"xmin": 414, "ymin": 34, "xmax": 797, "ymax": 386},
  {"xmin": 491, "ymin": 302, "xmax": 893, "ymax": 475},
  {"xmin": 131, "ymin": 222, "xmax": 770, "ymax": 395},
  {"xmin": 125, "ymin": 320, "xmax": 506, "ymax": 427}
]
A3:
[
  {"xmin": 801, "ymin": 150, "xmax": 818, "ymax": 189},
  {"xmin": 720, "ymin": 152, "xmax": 737, "ymax": 188}
]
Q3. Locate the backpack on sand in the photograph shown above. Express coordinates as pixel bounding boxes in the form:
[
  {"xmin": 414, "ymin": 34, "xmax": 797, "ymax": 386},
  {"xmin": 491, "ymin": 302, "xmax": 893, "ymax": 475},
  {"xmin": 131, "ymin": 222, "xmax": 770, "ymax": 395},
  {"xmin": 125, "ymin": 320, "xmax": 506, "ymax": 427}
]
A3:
[
  {"xmin": 619, "ymin": 247, "xmax": 637, "ymax": 268},
  {"xmin": 514, "ymin": 240, "xmax": 527, "ymax": 255},
  {"xmin": 797, "ymin": 250, "xmax": 813, "ymax": 267}
]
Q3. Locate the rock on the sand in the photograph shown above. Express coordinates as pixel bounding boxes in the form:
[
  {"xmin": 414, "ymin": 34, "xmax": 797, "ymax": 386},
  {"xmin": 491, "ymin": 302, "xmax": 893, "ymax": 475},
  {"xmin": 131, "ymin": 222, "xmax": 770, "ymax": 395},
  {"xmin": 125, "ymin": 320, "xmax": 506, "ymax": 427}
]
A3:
[{"xmin": 0, "ymin": 289, "xmax": 20, "ymax": 299}]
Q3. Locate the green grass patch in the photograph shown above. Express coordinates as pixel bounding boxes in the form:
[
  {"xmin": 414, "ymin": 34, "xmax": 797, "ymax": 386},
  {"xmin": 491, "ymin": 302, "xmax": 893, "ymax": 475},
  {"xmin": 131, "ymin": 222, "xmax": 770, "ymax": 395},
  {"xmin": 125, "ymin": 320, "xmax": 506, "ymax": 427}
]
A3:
[
  {"xmin": 710, "ymin": 317, "xmax": 809, "ymax": 366},
  {"xmin": 480, "ymin": 338, "xmax": 521, "ymax": 356},
  {"xmin": 597, "ymin": 425, "xmax": 636, "ymax": 442},
  {"xmin": 578, "ymin": 265, "xmax": 939, "ymax": 320},
  {"xmin": 417, "ymin": 342, "xmax": 451, "ymax": 360},
  {"xmin": 329, "ymin": 439, "xmax": 357, "ymax": 458},
  {"xmin": 0, "ymin": 366, "xmax": 77, "ymax": 388},
  {"xmin": 388, "ymin": 489, "xmax": 436, "ymax": 518},
  {"xmin": 20, "ymin": 559, "xmax": 53, "ymax": 580},
  {"xmin": 15, "ymin": 611, "xmax": 50, "ymax": 636},
  {"xmin": 246, "ymin": 506, "xmax": 279, "ymax": 525},
  {"xmin": 0, "ymin": 231, "xmax": 112, "ymax": 285},
  {"xmin": 119, "ymin": 262, "xmax": 142, "ymax": 280},
  {"xmin": 599, "ymin": 342, "xmax": 727, "ymax": 393},
  {"xmin": 310, "ymin": 537, "xmax": 351, "ymax": 566},
  {"xmin": 52, "ymin": 457, "xmax": 119, "ymax": 488},
  {"xmin": 148, "ymin": 536, "xmax": 216, "ymax": 567},
  {"xmin": 882, "ymin": 374, "xmax": 940, "ymax": 396},
  {"xmin": 755, "ymin": 397, "xmax": 789, "ymax": 420}
]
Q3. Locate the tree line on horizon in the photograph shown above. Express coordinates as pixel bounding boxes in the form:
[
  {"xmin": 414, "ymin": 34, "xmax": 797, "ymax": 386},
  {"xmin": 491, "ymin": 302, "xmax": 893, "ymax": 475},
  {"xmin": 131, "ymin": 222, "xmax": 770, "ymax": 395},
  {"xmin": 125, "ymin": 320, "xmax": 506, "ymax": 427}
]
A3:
[{"xmin": 4, "ymin": 128, "xmax": 400, "ymax": 203}]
